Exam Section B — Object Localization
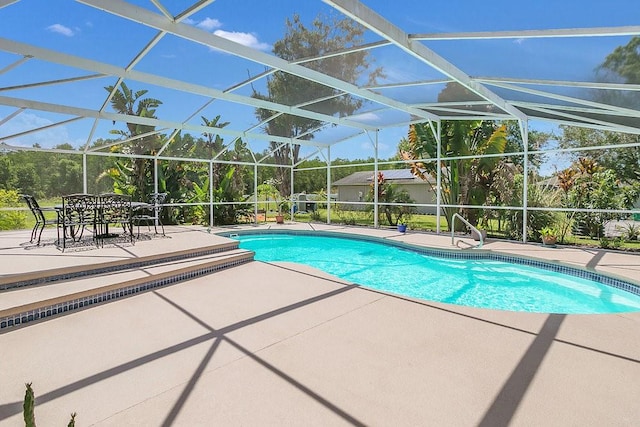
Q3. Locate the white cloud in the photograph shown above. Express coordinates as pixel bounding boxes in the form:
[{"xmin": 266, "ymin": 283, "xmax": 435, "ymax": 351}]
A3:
[
  {"xmin": 46, "ymin": 24, "xmax": 74, "ymax": 37},
  {"xmin": 350, "ymin": 112, "xmax": 381, "ymax": 122},
  {"xmin": 183, "ymin": 17, "xmax": 270, "ymax": 51},
  {"xmin": 1, "ymin": 113, "xmax": 74, "ymax": 148},
  {"xmin": 197, "ymin": 17, "xmax": 222, "ymax": 31},
  {"xmin": 213, "ymin": 29, "xmax": 271, "ymax": 51}
]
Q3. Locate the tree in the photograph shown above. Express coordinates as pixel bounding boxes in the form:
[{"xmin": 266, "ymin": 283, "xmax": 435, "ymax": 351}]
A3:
[
  {"xmin": 294, "ymin": 158, "xmax": 328, "ymax": 193},
  {"xmin": 594, "ymin": 36, "xmax": 640, "ymax": 109},
  {"xmin": 0, "ymin": 156, "xmax": 17, "ymax": 190},
  {"xmin": 14, "ymin": 163, "xmax": 40, "ymax": 198},
  {"xmin": 504, "ymin": 122, "xmax": 550, "ymax": 171},
  {"xmin": 558, "ymin": 126, "xmax": 640, "ymax": 184},
  {"xmin": 50, "ymin": 158, "xmax": 83, "ymax": 196},
  {"xmin": 493, "ymin": 171, "xmax": 557, "ymax": 241},
  {"xmin": 402, "ymin": 120, "xmax": 508, "ymax": 230},
  {"xmin": 558, "ymin": 157, "xmax": 638, "ymax": 238},
  {"xmin": 87, "ymin": 139, "xmax": 119, "ymax": 194},
  {"xmin": 105, "ymin": 82, "xmax": 163, "ymax": 200},
  {"xmin": 599, "ymin": 36, "xmax": 640, "ymax": 84},
  {"xmin": 253, "ymin": 13, "xmax": 383, "ymax": 197},
  {"xmin": 200, "ymin": 115, "xmax": 231, "ymax": 190}
]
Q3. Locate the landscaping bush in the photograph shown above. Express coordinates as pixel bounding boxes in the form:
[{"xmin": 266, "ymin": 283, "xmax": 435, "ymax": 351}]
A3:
[{"xmin": 0, "ymin": 189, "xmax": 27, "ymax": 230}]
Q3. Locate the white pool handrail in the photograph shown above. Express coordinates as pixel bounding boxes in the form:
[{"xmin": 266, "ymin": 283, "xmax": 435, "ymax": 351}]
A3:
[{"xmin": 451, "ymin": 213, "xmax": 483, "ymax": 249}]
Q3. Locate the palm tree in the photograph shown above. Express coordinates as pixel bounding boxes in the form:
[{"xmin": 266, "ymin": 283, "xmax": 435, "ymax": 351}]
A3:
[
  {"xmin": 200, "ymin": 115, "xmax": 230, "ymax": 189},
  {"xmin": 104, "ymin": 82, "xmax": 163, "ymax": 200},
  {"xmin": 402, "ymin": 120, "xmax": 507, "ymax": 230}
]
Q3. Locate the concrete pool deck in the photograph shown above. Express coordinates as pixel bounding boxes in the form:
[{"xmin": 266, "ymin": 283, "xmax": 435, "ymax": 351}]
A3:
[{"xmin": 0, "ymin": 223, "xmax": 639, "ymax": 425}]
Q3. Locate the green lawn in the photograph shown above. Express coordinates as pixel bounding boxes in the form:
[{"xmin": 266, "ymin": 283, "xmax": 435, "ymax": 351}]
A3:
[
  {"xmin": 293, "ymin": 209, "xmax": 640, "ymax": 251},
  {"xmin": 561, "ymin": 234, "xmax": 640, "ymax": 251}
]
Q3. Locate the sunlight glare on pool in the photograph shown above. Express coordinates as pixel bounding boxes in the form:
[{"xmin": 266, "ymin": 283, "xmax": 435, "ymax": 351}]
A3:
[{"xmin": 235, "ymin": 233, "xmax": 640, "ymax": 314}]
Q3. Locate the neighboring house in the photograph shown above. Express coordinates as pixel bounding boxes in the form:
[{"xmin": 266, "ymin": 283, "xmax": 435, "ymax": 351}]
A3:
[
  {"xmin": 536, "ymin": 175, "xmax": 560, "ymax": 190},
  {"xmin": 332, "ymin": 169, "xmax": 437, "ymax": 214}
]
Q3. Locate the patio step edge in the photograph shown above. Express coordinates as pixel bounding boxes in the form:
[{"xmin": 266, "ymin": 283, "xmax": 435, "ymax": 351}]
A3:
[
  {"xmin": 0, "ymin": 250, "xmax": 254, "ymax": 331},
  {"xmin": 0, "ymin": 240, "xmax": 240, "ymax": 290}
]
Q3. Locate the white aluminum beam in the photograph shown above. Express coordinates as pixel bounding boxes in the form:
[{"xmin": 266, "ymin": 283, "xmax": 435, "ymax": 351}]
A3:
[
  {"xmin": 125, "ymin": 31, "xmax": 166, "ymax": 71},
  {"xmin": 77, "ymin": 0, "xmax": 438, "ymax": 122},
  {"xmin": 324, "ymin": 0, "xmax": 528, "ymax": 122},
  {"xmin": 1, "ymin": 116, "xmax": 83, "ymax": 141},
  {"xmin": 526, "ymin": 116, "xmax": 640, "ymax": 135},
  {"xmin": 0, "ymin": 94, "xmax": 329, "ymax": 148},
  {"xmin": 0, "ymin": 73, "xmax": 105, "ymax": 92},
  {"xmin": 87, "ymin": 128, "xmax": 168, "ymax": 153},
  {"xmin": 524, "ymin": 104, "xmax": 640, "ymax": 134},
  {"xmin": 365, "ymin": 78, "xmax": 451, "ymax": 90},
  {"xmin": 484, "ymin": 80, "xmax": 640, "ymax": 119},
  {"xmin": 531, "ymin": 103, "xmax": 640, "ymax": 133},
  {"xmin": 419, "ymin": 106, "xmax": 507, "ymax": 117},
  {"xmin": 410, "ymin": 26, "xmax": 640, "ymax": 41},
  {"xmin": 149, "ymin": 0, "xmax": 173, "ymax": 20},
  {"xmin": 512, "ymin": 101, "xmax": 640, "ymax": 118},
  {"xmin": 174, "ymin": 0, "xmax": 216, "ymax": 23},
  {"xmin": 0, "ymin": 37, "xmax": 377, "ymax": 132},
  {"xmin": 476, "ymin": 76, "xmax": 640, "ymax": 92},
  {"xmin": 0, "ymin": 107, "xmax": 24, "ymax": 126},
  {"xmin": 414, "ymin": 101, "xmax": 490, "ymax": 108},
  {"xmin": 0, "ymin": 55, "xmax": 31, "ymax": 75},
  {"xmin": 0, "ymin": 0, "xmax": 18, "ymax": 8}
]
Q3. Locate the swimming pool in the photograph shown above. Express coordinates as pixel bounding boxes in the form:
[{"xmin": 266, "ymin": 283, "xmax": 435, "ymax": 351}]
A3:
[{"xmin": 233, "ymin": 232, "xmax": 640, "ymax": 314}]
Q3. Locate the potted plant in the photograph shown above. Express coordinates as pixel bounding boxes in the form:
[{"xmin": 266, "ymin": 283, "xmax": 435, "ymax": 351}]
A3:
[
  {"xmin": 275, "ymin": 200, "xmax": 287, "ymax": 224},
  {"xmin": 540, "ymin": 227, "xmax": 558, "ymax": 246},
  {"xmin": 397, "ymin": 220, "xmax": 407, "ymax": 233}
]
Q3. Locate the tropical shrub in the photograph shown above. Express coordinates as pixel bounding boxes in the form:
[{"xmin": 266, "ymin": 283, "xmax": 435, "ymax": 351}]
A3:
[
  {"xmin": 403, "ymin": 120, "xmax": 508, "ymax": 230},
  {"xmin": 560, "ymin": 159, "xmax": 630, "ymax": 238},
  {"xmin": 616, "ymin": 222, "xmax": 640, "ymax": 241},
  {"xmin": 0, "ymin": 189, "xmax": 27, "ymax": 230},
  {"xmin": 188, "ymin": 167, "xmax": 242, "ymax": 225},
  {"xmin": 498, "ymin": 174, "xmax": 556, "ymax": 241},
  {"xmin": 365, "ymin": 172, "xmax": 416, "ymax": 226}
]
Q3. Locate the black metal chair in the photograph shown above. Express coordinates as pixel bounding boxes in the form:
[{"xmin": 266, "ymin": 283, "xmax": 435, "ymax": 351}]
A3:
[
  {"xmin": 132, "ymin": 192, "xmax": 167, "ymax": 238},
  {"xmin": 96, "ymin": 193, "xmax": 133, "ymax": 247},
  {"xmin": 21, "ymin": 194, "xmax": 58, "ymax": 245},
  {"xmin": 57, "ymin": 193, "xmax": 99, "ymax": 251}
]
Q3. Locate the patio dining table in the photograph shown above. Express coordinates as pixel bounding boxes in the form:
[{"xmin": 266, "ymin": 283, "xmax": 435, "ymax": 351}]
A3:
[{"xmin": 55, "ymin": 194, "xmax": 151, "ymax": 248}]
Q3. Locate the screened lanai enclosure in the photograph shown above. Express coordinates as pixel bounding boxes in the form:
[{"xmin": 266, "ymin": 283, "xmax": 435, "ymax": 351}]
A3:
[{"xmin": 1, "ymin": 0, "xmax": 639, "ymax": 243}]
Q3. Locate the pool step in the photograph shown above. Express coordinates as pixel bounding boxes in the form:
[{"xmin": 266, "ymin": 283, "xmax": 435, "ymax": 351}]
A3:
[
  {"xmin": 0, "ymin": 248, "xmax": 254, "ymax": 331},
  {"xmin": 0, "ymin": 240, "xmax": 241, "ymax": 291}
]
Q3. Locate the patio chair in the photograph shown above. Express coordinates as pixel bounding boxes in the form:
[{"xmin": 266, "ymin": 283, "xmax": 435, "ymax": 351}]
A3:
[
  {"xmin": 132, "ymin": 192, "xmax": 167, "ymax": 238},
  {"xmin": 21, "ymin": 194, "xmax": 58, "ymax": 245},
  {"xmin": 57, "ymin": 193, "xmax": 99, "ymax": 251},
  {"xmin": 96, "ymin": 193, "xmax": 134, "ymax": 247}
]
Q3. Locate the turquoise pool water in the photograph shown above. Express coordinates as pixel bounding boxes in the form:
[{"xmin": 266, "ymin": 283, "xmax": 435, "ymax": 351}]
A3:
[{"xmin": 235, "ymin": 233, "xmax": 640, "ymax": 314}]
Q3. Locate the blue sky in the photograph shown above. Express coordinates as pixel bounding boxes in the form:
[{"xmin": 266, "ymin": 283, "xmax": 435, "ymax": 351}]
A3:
[{"xmin": 1, "ymin": 0, "xmax": 638, "ymax": 174}]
